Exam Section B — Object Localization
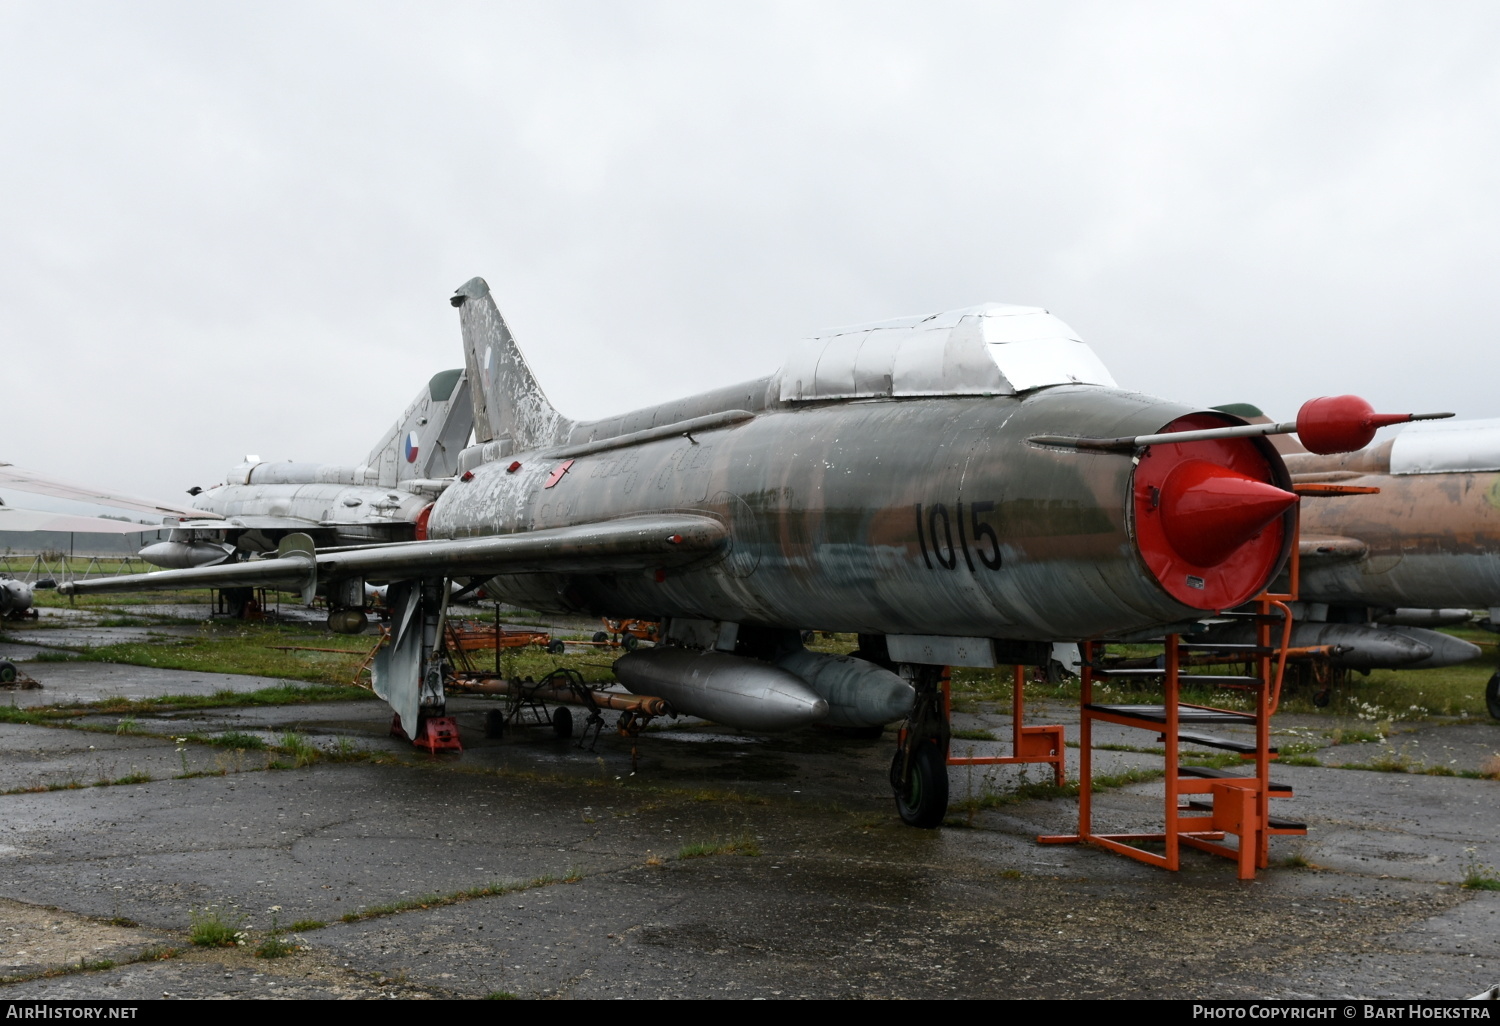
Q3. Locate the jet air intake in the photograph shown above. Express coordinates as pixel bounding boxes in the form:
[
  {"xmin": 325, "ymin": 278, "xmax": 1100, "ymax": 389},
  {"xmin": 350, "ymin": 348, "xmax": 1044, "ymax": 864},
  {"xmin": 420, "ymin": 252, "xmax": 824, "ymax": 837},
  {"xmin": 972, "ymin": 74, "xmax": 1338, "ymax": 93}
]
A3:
[
  {"xmin": 1093, "ymin": 397, "xmax": 1447, "ymax": 612},
  {"xmin": 1132, "ymin": 412, "xmax": 1299, "ymax": 611}
]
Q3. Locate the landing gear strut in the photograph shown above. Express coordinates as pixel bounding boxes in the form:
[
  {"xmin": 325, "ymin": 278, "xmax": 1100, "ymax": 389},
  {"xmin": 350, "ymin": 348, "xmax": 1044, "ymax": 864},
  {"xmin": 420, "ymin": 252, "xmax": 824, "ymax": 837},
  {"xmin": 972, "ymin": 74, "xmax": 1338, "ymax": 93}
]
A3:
[{"xmin": 890, "ymin": 665, "xmax": 950, "ymax": 828}]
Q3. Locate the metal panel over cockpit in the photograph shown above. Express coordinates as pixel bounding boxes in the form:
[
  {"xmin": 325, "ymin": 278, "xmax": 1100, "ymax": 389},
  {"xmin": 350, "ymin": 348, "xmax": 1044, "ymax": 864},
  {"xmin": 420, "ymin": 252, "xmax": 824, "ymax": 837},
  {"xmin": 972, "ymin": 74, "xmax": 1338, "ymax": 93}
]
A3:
[{"xmin": 778, "ymin": 303, "xmax": 1117, "ymax": 402}]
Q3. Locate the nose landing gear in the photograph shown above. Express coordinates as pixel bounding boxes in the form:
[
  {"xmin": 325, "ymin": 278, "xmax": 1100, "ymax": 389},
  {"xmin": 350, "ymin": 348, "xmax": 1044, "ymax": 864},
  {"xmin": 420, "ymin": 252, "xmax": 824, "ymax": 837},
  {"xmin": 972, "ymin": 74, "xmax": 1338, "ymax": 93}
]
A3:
[{"xmin": 889, "ymin": 666, "xmax": 951, "ymax": 828}]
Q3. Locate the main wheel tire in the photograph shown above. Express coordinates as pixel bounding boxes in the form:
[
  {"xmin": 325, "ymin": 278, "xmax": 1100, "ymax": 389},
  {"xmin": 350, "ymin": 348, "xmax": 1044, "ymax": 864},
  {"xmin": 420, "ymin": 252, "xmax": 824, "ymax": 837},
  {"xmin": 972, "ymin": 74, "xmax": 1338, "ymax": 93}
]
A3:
[
  {"xmin": 891, "ymin": 742, "xmax": 949, "ymax": 829},
  {"xmin": 552, "ymin": 706, "xmax": 574, "ymax": 739},
  {"xmin": 0, "ymin": 661, "xmax": 15, "ymax": 684},
  {"xmin": 485, "ymin": 709, "xmax": 506, "ymax": 739},
  {"xmin": 1486, "ymin": 671, "xmax": 1500, "ymax": 721}
]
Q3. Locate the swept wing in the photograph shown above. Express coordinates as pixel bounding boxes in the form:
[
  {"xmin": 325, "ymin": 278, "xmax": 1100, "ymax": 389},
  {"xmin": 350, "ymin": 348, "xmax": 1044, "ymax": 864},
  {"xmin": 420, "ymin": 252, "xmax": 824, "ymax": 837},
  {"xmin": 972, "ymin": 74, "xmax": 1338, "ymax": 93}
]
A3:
[
  {"xmin": 0, "ymin": 463, "xmax": 218, "ymax": 521},
  {"xmin": 55, "ymin": 514, "xmax": 727, "ymax": 597},
  {"xmin": 0, "ymin": 506, "xmax": 161, "ymax": 535}
]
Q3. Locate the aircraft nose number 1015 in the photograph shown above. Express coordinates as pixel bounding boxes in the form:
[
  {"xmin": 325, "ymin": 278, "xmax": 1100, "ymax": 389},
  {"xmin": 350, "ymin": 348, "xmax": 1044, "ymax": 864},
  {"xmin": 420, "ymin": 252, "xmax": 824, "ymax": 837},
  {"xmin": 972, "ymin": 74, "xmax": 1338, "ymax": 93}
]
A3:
[{"xmin": 914, "ymin": 501, "xmax": 1002, "ymax": 572}]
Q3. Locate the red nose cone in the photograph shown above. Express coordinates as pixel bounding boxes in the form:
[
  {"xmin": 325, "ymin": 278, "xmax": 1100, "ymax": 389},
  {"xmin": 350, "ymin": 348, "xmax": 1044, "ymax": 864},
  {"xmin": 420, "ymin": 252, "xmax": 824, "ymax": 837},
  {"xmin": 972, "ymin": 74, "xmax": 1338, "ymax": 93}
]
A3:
[{"xmin": 1158, "ymin": 460, "xmax": 1299, "ymax": 566}]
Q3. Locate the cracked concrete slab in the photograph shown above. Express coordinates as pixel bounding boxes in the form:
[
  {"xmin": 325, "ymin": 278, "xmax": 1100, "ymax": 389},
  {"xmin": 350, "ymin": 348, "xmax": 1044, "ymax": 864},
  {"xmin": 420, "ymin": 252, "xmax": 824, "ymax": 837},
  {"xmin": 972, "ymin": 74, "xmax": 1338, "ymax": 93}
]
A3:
[{"xmin": 0, "ymin": 666, "xmax": 1498, "ymax": 999}]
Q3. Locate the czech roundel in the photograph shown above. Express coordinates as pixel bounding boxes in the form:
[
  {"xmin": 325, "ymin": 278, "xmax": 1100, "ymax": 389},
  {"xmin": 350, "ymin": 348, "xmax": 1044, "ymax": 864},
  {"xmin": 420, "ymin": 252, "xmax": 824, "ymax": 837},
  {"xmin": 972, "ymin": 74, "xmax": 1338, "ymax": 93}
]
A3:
[{"xmin": 404, "ymin": 430, "xmax": 420, "ymax": 464}]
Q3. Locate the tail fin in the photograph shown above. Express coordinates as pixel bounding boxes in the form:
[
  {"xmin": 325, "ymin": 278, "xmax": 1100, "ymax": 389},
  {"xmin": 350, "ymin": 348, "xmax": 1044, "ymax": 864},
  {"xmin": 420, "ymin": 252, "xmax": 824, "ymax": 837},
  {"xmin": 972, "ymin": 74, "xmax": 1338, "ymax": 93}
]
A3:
[
  {"xmin": 364, "ymin": 368, "xmax": 475, "ymax": 486},
  {"xmin": 451, "ymin": 277, "xmax": 572, "ymax": 452}
]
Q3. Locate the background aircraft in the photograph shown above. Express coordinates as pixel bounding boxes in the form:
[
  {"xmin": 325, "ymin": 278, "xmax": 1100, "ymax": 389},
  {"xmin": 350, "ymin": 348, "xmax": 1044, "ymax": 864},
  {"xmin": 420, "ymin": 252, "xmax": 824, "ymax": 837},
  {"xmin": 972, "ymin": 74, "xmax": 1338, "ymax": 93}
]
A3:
[
  {"xmin": 137, "ymin": 369, "xmax": 473, "ymax": 616},
  {"xmin": 1239, "ymin": 413, "xmax": 1500, "ymax": 715},
  {"xmin": 57, "ymin": 278, "xmax": 1428, "ymax": 827},
  {"xmin": 0, "ymin": 463, "xmax": 201, "ymax": 618}
]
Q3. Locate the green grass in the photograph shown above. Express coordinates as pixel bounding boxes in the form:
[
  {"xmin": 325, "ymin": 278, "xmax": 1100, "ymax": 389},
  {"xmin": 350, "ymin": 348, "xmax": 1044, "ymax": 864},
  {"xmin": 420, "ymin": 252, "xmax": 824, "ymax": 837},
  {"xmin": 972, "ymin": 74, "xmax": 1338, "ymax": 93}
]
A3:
[
  {"xmin": 1463, "ymin": 864, "xmax": 1500, "ymax": 890},
  {"xmin": 255, "ymin": 934, "xmax": 301, "ymax": 959},
  {"xmin": 275, "ymin": 731, "xmax": 320, "ymax": 768},
  {"xmin": 942, "ymin": 628, "xmax": 1499, "ymax": 723},
  {"xmin": 952, "ymin": 767, "xmax": 1166, "ymax": 815},
  {"xmin": 951, "ymin": 728, "xmax": 997, "ymax": 741},
  {"xmin": 338, "ymin": 873, "xmax": 573, "ymax": 924},
  {"xmin": 29, "ymin": 587, "xmax": 214, "ymax": 609},
  {"xmin": 677, "ymin": 835, "xmax": 762, "ymax": 859},
  {"xmin": 1, "ymin": 683, "xmax": 373, "ymax": 726},
  {"xmin": 61, "ymin": 628, "xmax": 375, "ymax": 685},
  {"xmin": 208, "ymin": 731, "xmax": 267, "ymax": 750},
  {"xmin": 289, "ymin": 919, "xmax": 326, "ymax": 932},
  {"xmin": 188, "ymin": 906, "xmax": 245, "ymax": 947}
]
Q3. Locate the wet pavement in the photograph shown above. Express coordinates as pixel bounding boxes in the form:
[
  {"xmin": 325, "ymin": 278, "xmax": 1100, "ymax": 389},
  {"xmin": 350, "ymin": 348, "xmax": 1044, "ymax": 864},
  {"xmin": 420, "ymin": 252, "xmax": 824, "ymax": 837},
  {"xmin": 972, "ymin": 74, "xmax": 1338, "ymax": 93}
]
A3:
[{"xmin": 0, "ymin": 658, "xmax": 1498, "ymax": 999}]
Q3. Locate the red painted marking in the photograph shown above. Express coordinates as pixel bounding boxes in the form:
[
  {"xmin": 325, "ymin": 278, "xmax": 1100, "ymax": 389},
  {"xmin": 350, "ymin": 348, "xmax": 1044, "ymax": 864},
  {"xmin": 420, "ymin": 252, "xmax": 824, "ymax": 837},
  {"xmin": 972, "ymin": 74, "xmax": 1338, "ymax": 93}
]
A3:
[
  {"xmin": 460, "ymin": 471, "xmax": 474, "ymax": 482},
  {"xmin": 414, "ymin": 503, "xmax": 434, "ymax": 541},
  {"xmin": 506, "ymin": 461, "xmax": 522, "ymax": 473},
  {"xmin": 543, "ymin": 459, "xmax": 575, "ymax": 489},
  {"xmin": 653, "ymin": 569, "xmax": 667, "ymax": 583},
  {"xmin": 667, "ymin": 534, "xmax": 682, "ymax": 544}
]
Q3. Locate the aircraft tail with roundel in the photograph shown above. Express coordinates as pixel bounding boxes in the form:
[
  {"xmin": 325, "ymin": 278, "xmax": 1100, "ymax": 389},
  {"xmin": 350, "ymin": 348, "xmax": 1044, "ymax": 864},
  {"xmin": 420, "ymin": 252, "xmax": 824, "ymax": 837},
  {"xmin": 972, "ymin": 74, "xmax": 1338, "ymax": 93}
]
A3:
[{"xmin": 363, "ymin": 368, "xmax": 475, "ymax": 487}]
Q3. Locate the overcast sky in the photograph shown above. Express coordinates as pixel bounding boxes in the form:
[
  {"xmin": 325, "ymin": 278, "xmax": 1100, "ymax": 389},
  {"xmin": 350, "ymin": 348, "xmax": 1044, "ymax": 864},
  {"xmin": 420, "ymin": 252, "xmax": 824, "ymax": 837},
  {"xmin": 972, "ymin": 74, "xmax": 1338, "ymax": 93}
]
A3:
[{"xmin": 3, "ymin": 1, "xmax": 1498, "ymax": 504}]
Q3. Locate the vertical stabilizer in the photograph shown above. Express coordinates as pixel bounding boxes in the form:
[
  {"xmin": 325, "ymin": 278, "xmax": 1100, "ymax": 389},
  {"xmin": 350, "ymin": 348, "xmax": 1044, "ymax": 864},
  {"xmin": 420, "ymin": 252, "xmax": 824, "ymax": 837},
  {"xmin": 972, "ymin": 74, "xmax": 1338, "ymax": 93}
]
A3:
[
  {"xmin": 365, "ymin": 368, "xmax": 476, "ymax": 487},
  {"xmin": 451, "ymin": 277, "xmax": 573, "ymax": 452}
]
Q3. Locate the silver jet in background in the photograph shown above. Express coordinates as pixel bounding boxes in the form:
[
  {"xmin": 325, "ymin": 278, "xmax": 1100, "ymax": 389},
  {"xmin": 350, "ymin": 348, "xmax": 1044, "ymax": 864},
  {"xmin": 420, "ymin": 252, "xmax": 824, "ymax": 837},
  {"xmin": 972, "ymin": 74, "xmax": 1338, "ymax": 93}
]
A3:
[
  {"xmin": 0, "ymin": 463, "xmax": 208, "ymax": 619},
  {"xmin": 141, "ymin": 369, "xmax": 474, "ymax": 617}
]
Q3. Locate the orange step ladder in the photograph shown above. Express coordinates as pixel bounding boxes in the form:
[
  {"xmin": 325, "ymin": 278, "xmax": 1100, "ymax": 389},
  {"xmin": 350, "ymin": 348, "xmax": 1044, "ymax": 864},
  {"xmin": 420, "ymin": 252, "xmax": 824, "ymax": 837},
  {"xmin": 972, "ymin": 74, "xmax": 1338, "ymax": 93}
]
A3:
[{"xmin": 1039, "ymin": 590, "xmax": 1305, "ymax": 880}]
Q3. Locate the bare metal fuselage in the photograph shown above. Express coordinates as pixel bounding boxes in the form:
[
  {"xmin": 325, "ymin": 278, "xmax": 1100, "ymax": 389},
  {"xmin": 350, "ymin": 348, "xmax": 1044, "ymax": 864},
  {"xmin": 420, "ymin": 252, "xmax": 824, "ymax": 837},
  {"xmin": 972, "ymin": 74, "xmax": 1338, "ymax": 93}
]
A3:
[
  {"xmin": 191, "ymin": 479, "xmax": 433, "ymax": 549},
  {"xmin": 432, "ymin": 385, "xmax": 1227, "ymax": 641}
]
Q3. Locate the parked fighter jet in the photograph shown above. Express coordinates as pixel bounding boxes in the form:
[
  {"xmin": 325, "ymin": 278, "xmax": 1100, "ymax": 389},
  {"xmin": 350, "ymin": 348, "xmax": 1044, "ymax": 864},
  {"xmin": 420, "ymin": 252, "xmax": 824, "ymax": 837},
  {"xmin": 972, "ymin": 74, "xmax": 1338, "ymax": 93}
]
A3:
[
  {"xmin": 1240, "ymin": 413, "xmax": 1500, "ymax": 715},
  {"xmin": 138, "ymin": 370, "xmax": 474, "ymax": 616},
  {"xmin": 0, "ymin": 463, "xmax": 204, "ymax": 618},
  {"xmin": 56, "ymin": 278, "xmax": 1437, "ymax": 825},
  {"xmin": 0, "ymin": 502, "xmax": 152, "ymax": 619}
]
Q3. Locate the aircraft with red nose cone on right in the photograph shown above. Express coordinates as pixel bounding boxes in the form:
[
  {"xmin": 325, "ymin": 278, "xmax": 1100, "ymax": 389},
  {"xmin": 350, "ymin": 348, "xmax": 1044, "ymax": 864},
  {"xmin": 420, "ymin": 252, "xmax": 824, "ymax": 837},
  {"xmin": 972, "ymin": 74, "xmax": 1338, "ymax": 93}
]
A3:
[{"xmin": 53, "ymin": 277, "xmax": 1447, "ymax": 827}]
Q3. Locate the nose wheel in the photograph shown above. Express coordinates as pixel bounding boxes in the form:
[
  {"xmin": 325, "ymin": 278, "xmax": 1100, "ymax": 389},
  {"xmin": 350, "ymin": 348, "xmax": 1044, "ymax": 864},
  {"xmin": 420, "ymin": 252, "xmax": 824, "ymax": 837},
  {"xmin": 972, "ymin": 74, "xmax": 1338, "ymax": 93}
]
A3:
[
  {"xmin": 889, "ymin": 666, "xmax": 950, "ymax": 828},
  {"xmin": 890, "ymin": 742, "xmax": 948, "ymax": 828}
]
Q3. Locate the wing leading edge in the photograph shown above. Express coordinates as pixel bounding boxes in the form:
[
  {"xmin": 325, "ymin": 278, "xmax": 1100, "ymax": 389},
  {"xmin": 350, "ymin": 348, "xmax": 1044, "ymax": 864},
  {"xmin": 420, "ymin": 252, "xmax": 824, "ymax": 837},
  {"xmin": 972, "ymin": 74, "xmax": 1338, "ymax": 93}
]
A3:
[{"xmin": 54, "ymin": 514, "xmax": 728, "ymax": 597}]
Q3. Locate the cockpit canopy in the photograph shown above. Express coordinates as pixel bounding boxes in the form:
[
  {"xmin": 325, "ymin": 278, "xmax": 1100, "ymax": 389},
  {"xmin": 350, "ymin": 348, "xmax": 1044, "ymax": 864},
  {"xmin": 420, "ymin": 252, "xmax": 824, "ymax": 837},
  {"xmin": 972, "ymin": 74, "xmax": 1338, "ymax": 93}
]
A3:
[{"xmin": 778, "ymin": 303, "xmax": 1117, "ymax": 403}]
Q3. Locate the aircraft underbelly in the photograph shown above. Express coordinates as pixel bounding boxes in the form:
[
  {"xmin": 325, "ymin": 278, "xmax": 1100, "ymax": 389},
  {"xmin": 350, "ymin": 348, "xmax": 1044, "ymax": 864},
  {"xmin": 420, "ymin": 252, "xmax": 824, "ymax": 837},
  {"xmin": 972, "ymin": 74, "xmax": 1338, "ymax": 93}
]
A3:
[{"xmin": 436, "ymin": 389, "xmax": 1217, "ymax": 639}]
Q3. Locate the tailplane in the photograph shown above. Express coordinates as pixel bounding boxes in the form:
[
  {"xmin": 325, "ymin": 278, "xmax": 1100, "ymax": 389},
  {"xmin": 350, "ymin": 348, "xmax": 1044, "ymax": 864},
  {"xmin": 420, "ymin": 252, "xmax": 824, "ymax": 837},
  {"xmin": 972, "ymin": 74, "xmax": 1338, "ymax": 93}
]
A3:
[
  {"xmin": 451, "ymin": 277, "xmax": 573, "ymax": 452},
  {"xmin": 365, "ymin": 369, "xmax": 475, "ymax": 486}
]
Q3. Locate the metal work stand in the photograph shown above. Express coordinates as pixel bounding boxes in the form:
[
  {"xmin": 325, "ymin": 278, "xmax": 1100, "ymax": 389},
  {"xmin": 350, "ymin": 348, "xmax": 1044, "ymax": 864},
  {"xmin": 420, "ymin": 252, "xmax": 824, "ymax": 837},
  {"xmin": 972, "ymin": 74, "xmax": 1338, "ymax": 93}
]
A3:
[
  {"xmin": 944, "ymin": 665, "xmax": 1065, "ymax": 786},
  {"xmin": 1039, "ymin": 591, "xmax": 1305, "ymax": 880}
]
